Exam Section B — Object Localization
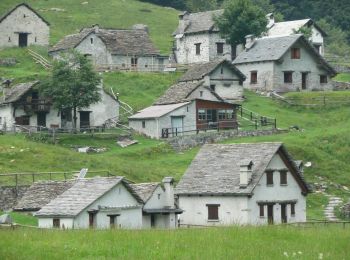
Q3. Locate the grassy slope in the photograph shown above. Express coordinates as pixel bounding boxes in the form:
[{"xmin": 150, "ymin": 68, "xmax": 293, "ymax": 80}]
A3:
[
  {"xmin": 0, "ymin": 0, "xmax": 178, "ymax": 54},
  {"xmin": 334, "ymin": 73, "xmax": 350, "ymax": 82},
  {"xmin": 0, "ymin": 226, "xmax": 349, "ymax": 259},
  {"xmin": 0, "ymin": 211, "xmax": 37, "ymax": 226}
]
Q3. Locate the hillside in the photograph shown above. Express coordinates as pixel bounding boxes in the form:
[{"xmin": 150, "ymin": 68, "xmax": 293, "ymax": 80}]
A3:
[{"xmin": 0, "ymin": 0, "xmax": 179, "ymax": 54}]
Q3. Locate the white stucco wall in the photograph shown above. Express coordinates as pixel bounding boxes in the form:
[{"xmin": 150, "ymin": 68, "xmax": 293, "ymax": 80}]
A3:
[
  {"xmin": 0, "ymin": 105, "xmax": 14, "ymax": 130},
  {"xmin": 0, "ymin": 5, "xmax": 49, "ymax": 48},
  {"xmin": 38, "ymin": 218, "xmax": 74, "ymax": 229}
]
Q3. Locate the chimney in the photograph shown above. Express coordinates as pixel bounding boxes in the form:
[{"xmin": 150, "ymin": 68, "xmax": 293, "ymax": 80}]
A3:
[
  {"xmin": 162, "ymin": 177, "xmax": 175, "ymax": 208},
  {"xmin": 178, "ymin": 11, "xmax": 190, "ymax": 34},
  {"xmin": 245, "ymin": 34, "xmax": 256, "ymax": 49},
  {"xmin": 266, "ymin": 13, "xmax": 275, "ymax": 29},
  {"xmin": 239, "ymin": 160, "xmax": 254, "ymax": 188},
  {"xmin": 93, "ymin": 24, "xmax": 100, "ymax": 33},
  {"xmin": 2, "ymin": 79, "xmax": 12, "ymax": 102},
  {"xmin": 132, "ymin": 24, "xmax": 149, "ymax": 34}
]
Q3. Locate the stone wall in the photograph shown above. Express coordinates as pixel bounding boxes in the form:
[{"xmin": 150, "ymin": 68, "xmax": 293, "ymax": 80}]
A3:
[
  {"xmin": 333, "ymin": 81, "xmax": 350, "ymax": 90},
  {"xmin": 167, "ymin": 129, "xmax": 287, "ymax": 151},
  {"xmin": 0, "ymin": 186, "xmax": 29, "ymax": 211}
]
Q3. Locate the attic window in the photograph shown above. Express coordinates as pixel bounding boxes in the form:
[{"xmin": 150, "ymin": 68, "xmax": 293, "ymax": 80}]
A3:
[
  {"xmin": 266, "ymin": 171, "xmax": 274, "ymax": 185},
  {"xmin": 280, "ymin": 170, "xmax": 287, "ymax": 185},
  {"xmin": 216, "ymin": 42, "xmax": 224, "ymax": 54},
  {"xmin": 158, "ymin": 194, "xmax": 161, "ymax": 199},
  {"xmin": 291, "ymin": 48, "xmax": 300, "ymax": 59},
  {"xmin": 195, "ymin": 43, "xmax": 201, "ymax": 55},
  {"xmin": 200, "ymin": 91, "xmax": 203, "ymax": 97},
  {"xmin": 90, "ymin": 38, "xmax": 94, "ymax": 44}
]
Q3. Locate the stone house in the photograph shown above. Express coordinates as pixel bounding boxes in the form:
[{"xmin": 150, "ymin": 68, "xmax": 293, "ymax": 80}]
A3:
[
  {"xmin": 0, "ymin": 3, "xmax": 50, "ymax": 48},
  {"xmin": 0, "ymin": 81, "xmax": 119, "ymax": 130},
  {"xmin": 266, "ymin": 14, "xmax": 326, "ymax": 56},
  {"xmin": 36, "ymin": 177, "xmax": 182, "ymax": 229},
  {"xmin": 232, "ymin": 34, "xmax": 336, "ymax": 93},
  {"xmin": 175, "ymin": 142, "xmax": 310, "ymax": 226},
  {"xmin": 128, "ymin": 60, "xmax": 245, "ymax": 139},
  {"xmin": 172, "ymin": 10, "xmax": 235, "ymax": 64},
  {"xmin": 49, "ymin": 25, "xmax": 168, "ymax": 72}
]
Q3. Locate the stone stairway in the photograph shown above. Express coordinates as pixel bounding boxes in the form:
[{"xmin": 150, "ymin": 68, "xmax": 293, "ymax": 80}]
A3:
[{"xmin": 324, "ymin": 195, "xmax": 343, "ymax": 221}]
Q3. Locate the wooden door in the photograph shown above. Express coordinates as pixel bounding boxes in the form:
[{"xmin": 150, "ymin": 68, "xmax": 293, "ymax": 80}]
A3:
[
  {"xmin": 79, "ymin": 111, "xmax": 90, "ymax": 129},
  {"xmin": 302, "ymin": 73, "xmax": 307, "ymax": 90},
  {"xmin": 151, "ymin": 214, "xmax": 155, "ymax": 228},
  {"xmin": 267, "ymin": 205, "xmax": 274, "ymax": 225},
  {"xmin": 19, "ymin": 33, "xmax": 28, "ymax": 47},
  {"xmin": 281, "ymin": 204, "xmax": 287, "ymax": 223},
  {"xmin": 37, "ymin": 113, "xmax": 46, "ymax": 127}
]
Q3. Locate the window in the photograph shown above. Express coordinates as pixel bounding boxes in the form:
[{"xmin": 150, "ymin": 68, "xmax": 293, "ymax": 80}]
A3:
[
  {"xmin": 142, "ymin": 121, "xmax": 146, "ymax": 128},
  {"xmin": 0, "ymin": 117, "xmax": 2, "ymax": 125},
  {"xmin": 259, "ymin": 204, "xmax": 264, "ymax": 217},
  {"xmin": 216, "ymin": 42, "xmax": 224, "ymax": 54},
  {"xmin": 266, "ymin": 171, "xmax": 273, "ymax": 185},
  {"xmin": 158, "ymin": 194, "xmax": 161, "ymax": 199},
  {"xmin": 291, "ymin": 48, "xmax": 300, "ymax": 59},
  {"xmin": 314, "ymin": 44, "xmax": 321, "ymax": 54},
  {"xmin": 291, "ymin": 203, "xmax": 295, "ymax": 216},
  {"xmin": 53, "ymin": 218, "xmax": 60, "ymax": 228},
  {"xmin": 218, "ymin": 110, "xmax": 226, "ymax": 120},
  {"xmin": 90, "ymin": 38, "xmax": 94, "ymax": 44},
  {"xmin": 206, "ymin": 110, "xmax": 213, "ymax": 121},
  {"xmin": 35, "ymin": 37, "xmax": 37, "ymax": 43},
  {"xmin": 131, "ymin": 57, "xmax": 138, "ymax": 67},
  {"xmin": 186, "ymin": 106, "xmax": 189, "ymax": 112},
  {"xmin": 226, "ymin": 109, "xmax": 234, "ymax": 119},
  {"xmin": 251, "ymin": 71, "xmax": 257, "ymax": 84},
  {"xmin": 220, "ymin": 66, "xmax": 224, "ymax": 74},
  {"xmin": 195, "ymin": 43, "xmax": 201, "ymax": 55},
  {"xmin": 198, "ymin": 109, "xmax": 206, "ymax": 120},
  {"xmin": 210, "ymin": 85, "xmax": 216, "ymax": 91},
  {"xmin": 89, "ymin": 212, "xmax": 96, "ymax": 228},
  {"xmin": 109, "ymin": 215, "xmax": 116, "ymax": 228},
  {"xmin": 239, "ymin": 80, "xmax": 243, "ymax": 86},
  {"xmin": 200, "ymin": 91, "xmax": 203, "ymax": 97},
  {"xmin": 207, "ymin": 204, "xmax": 219, "ymax": 220},
  {"xmin": 320, "ymin": 75, "xmax": 328, "ymax": 84},
  {"xmin": 280, "ymin": 171, "xmax": 287, "ymax": 185},
  {"xmin": 284, "ymin": 72, "xmax": 293, "ymax": 83}
]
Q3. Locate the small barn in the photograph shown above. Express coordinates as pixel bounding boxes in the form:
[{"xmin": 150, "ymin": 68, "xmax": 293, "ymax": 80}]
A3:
[
  {"xmin": 35, "ymin": 177, "xmax": 182, "ymax": 229},
  {"xmin": 0, "ymin": 81, "xmax": 119, "ymax": 130},
  {"xmin": 175, "ymin": 142, "xmax": 310, "ymax": 226},
  {"xmin": 0, "ymin": 3, "xmax": 50, "ymax": 48},
  {"xmin": 49, "ymin": 25, "xmax": 168, "ymax": 72}
]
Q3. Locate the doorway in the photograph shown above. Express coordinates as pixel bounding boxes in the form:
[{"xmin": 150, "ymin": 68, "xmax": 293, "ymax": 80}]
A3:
[
  {"xmin": 18, "ymin": 33, "xmax": 28, "ymax": 47},
  {"xmin": 37, "ymin": 112, "xmax": 46, "ymax": 127},
  {"xmin": 281, "ymin": 204, "xmax": 287, "ymax": 223},
  {"xmin": 79, "ymin": 111, "xmax": 90, "ymax": 129},
  {"xmin": 301, "ymin": 72, "xmax": 308, "ymax": 90},
  {"xmin": 151, "ymin": 214, "xmax": 155, "ymax": 228},
  {"xmin": 267, "ymin": 205, "xmax": 274, "ymax": 224}
]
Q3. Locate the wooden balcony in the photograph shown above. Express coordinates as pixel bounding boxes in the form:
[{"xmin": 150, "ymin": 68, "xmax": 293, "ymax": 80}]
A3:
[{"xmin": 23, "ymin": 99, "xmax": 51, "ymax": 113}]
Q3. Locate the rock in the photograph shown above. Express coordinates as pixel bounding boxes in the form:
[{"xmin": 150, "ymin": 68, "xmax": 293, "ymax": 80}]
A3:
[
  {"xmin": 0, "ymin": 214, "xmax": 13, "ymax": 224},
  {"xmin": 117, "ymin": 137, "xmax": 138, "ymax": 148},
  {"xmin": 50, "ymin": 8, "xmax": 65, "ymax": 12},
  {"xmin": 81, "ymin": 1, "xmax": 88, "ymax": 4}
]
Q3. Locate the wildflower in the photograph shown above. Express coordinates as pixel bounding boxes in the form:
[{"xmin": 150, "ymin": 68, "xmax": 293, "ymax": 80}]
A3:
[
  {"xmin": 319, "ymin": 253, "xmax": 323, "ymax": 259},
  {"xmin": 283, "ymin": 252, "xmax": 289, "ymax": 257},
  {"xmin": 298, "ymin": 251, "xmax": 302, "ymax": 255}
]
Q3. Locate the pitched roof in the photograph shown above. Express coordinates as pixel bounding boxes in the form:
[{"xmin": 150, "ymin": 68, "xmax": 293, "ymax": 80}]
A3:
[
  {"xmin": 178, "ymin": 59, "xmax": 246, "ymax": 82},
  {"xmin": 35, "ymin": 177, "xmax": 128, "ymax": 217},
  {"xmin": 129, "ymin": 102, "xmax": 190, "ymax": 120},
  {"xmin": 14, "ymin": 180, "xmax": 75, "ymax": 211},
  {"xmin": 174, "ymin": 9, "xmax": 223, "ymax": 35},
  {"xmin": 129, "ymin": 183, "xmax": 159, "ymax": 203},
  {"xmin": 268, "ymin": 19, "xmax": 326, "ymax": 37},
  {"xmin": 0, "ymin": 3, "xmax": 50, "ymax": 26},
  {"xmin": 49, "ymin": 26, "xmax": 160, "ymax": 56},
  {"xmin": 175, "ymin": 142, "xmax": 309, "ymax": 196},
  {"xmin": 0, "ymin": 81, "xmax": 38, "ymax": 105},
  {"xmin": 233, "ymin": 35, "xmax": 336, "ymax": 75}
]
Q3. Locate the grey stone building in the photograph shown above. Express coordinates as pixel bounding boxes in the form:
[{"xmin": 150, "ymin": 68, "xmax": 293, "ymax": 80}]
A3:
[
  {"xmin": 49, "ymin": 25, "xmax": 168, "ymax": 72},
  {"xmin": 172, "ymin": 10, "xmax": 234, "ymax": 64},
  {"xmin": 233, "ymin": 34, "xmax": 336, "ymax": 93},
  {"xmin": 0, "ymin": 3, "xmax": 50, "ymax": 48}
]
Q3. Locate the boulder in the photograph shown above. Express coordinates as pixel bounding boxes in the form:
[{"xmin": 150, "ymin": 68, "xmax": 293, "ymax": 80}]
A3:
[{"xmin": 0, "ymin": 214, "xmax": 13, "ymax": 224}]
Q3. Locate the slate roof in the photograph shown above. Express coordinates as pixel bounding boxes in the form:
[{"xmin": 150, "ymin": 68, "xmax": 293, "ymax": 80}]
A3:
[
  {"xmin": 0, "ymin": 81, "xmax": 38, "ymax": 105},
  {"xmin": 233, "ymin": 35, "xmax": 336, "ymax": 75},
  {"xmin": 268, "ymin": 19, "xmax": 326, "ymax": 37},
  {"xmin": 0, "ymin": 3, "xmax": 50, "ymax": 25},
  {"xmin": 175, "ymin": 142, "xmax": 309, "ymax": 196},
  {"xmin": 178, "ymin": 59, "xmax": 246, "ymax": 82},
  {"xmin": 49, "ymin": 26, "xmax": 160, "ymax": 56},
  {"xmin": 129, "ymin": 183, "xmax": 159, "ymax": 203},
  {"xmin": 129, "ymin": 102, "xmax": 190, "ymax": 119},
  {"xmin": 174, "ymin": 9, "xmax": 223, "ymax": 35},
  {"xmin": 35, "ymin": 177, "xmax": 128, "ymax": 217},
  {"xmin": 14, "ymin": 180, "xmax": 75, "ymax": 211}
]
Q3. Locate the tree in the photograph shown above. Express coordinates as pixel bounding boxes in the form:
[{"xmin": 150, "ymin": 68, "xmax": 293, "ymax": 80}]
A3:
[
  {"xmin": 40, "ymin": 52, "xmax": 101, "ymax": 129},
  {"xmin": 215, "ymin": 0, "xmax": 267, "ymax": 46},
  {"xmin": 186, "ymin": 0, "xmax": 218, "ymax": 12}
]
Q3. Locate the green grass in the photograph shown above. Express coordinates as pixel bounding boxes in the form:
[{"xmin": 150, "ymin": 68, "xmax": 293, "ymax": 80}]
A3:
[
  {"xmin": 334, "ymin": 73, "xmax": 350, "ymax": 82},
  {"xmin": 0, "ymin": 0, "xmax": 178, "ymax": 54},
  {"xmin": 0, "ymin": 226, "xmax": 349, "ymax": 259},
  {"xmin": 0, "ymin": 211, "xmax": 37, "ymax": 226}
]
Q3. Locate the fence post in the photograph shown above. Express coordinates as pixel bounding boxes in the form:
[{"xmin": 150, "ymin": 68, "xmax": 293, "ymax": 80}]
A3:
[
  {"xmin": 250, "ymin": 112, "xmax": 253, "ymax": 121},
  {"xmin": 32, "ymin": 173, "xmax": 35, "ymax": 183},
  {"xmin": 274, "ymin": 118, "xmax": 277, "ymax": 129},
  {"xmin": 255, "ymin": 119, "xmax": 258, "ymax": 130},
  {"xmin": 52, "ymin": 128, "xmax": 56, "ymax": 144},
  {"xmin": 49, "ymin": 172, "xmax": 52, "ymax": 180}
]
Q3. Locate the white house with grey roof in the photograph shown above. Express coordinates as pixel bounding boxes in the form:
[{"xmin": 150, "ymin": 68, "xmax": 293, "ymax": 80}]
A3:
[
  {"xmin": 175, "ymin": 143, "xmax": 310, "ymax": 226},
  {"xmin": 36, "ymin": 177, "xmax": 181, "ymax": 229},
  {"xmin": 0, "ymin": 81, "xmax": 119, "ymax": 130},
  {"xmin": 173, "ymin": 10, "xmax": 235, "ymax": 64},
  {"xmin": 233, "ymin": 34, "xmax": 336, "ymax": 93},
  {"xmin": 0, "ymin": 3, "xmax": 50, "ymax": 48},
  {"xmin": 49, "ymin": 25, "xmax": 168, "ymax": 72},
  {"xmin": 129, "ymin": 60, "xmax": 244, "ymax": 138},
  {"xmin": 266, "ymin": 14, "xmax": 326, "ymax": 56}
]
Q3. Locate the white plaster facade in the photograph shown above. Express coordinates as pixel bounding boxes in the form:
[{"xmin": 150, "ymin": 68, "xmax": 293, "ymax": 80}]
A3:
[
  {"xmin": 177, "ymin": 153, "xmax": 307, "ymax": 226},
  {"xmin": 0, "ymin": 4, "xmax": 49, "ymax": 48}
]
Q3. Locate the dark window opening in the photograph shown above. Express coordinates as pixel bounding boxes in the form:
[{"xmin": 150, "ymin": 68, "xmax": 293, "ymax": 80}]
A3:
[
  {"xmin": 239, "ymin": 80, "xmax": 243, "ymax": 86},
  {"xmin": 53, "ymin": 218, "xmax": 60, "ymax": 228},
  {"xmin": 320, "ymin": 75, "xmax": 328, "ymax": 84},
  {"xmin": 313, "ymin": 44, "xmax": 321, "ymax": 54},
  {"xmin": 280, "ymin": 171, "xmax": 287, "ymax": 185},
  {"xmin": 251, "ymin": 71, "xmax": 257, "ymax": 84},
  {"xmin": 266, "ymin": 171, "xmax": 273, "ymax": 185},
  {"xmin": 291, "ymin": 48, "xmax": 300, "ymax": 59},
  {"xmin": 88, "ymin": 212, "xmax": 96, "ymax": 228},
  {"xmin": 207, "ymin": 204, "xmax": 219, "ymax": 220},
  {"xmin": 259, "ymin": 204, "xmax": 264, "ymax": 217},
  {"xmin": 108, "ymin": 214, "xmax": 119, "ymax": 228},
  {"xmin": 90, "ymin": 38, "xmax": 94, "ymax": 44},
  {"xmin": 210, "ymin": 85, "xmax": 216, "ymax": 91},
  {"xmin": 8, "ymin": 37, "xmax": 11, "ymax": 42},
  {"xmin": 216, "ymin": 42, "xmax": 224, "ymax": 54},
  {"xmin": 195, "ymin": 43, "xmax": 201, "ymax": 55},
  {"xmin": 291, "ymin": 203, "xmax": 295, "ymax": 216},
  {"xmin": 35, "ymin": 37, "xmax": 37, "ymax": 43},
  {"xmin": 142, "ymin": 121, "xmax": 146, "ymax": 128},
  {"xmin": 284, "ymin": 72, "xmax": 293, "ymax": 83},
  {"xmin": 200, "ymin": 91, "xmax": 203, "ymax": 97},
  {"xmin": 198, "ymin": 109, "xmax": 206, "ymax": 120},
  {"xmin": 131, "ymin": 57, "xmax": 138, "ymax": 67}
]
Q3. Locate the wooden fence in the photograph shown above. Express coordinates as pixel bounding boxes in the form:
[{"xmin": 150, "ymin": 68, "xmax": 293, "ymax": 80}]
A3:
[{"xmin": 271, "ymin": 93, "xmax": 350, "ymax": 107}]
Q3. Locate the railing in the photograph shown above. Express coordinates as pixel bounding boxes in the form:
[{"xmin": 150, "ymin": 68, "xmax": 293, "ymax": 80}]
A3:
[
  {"xmin": 28, "ymin": 49, "xmax": 52, "ymax": 70},
  {"xmin": 238, "ymin": 106, "xmax": 277, "ymax": 129}
]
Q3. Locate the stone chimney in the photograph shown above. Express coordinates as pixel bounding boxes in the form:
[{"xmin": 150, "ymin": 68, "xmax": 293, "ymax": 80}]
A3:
[
  {"xmin": 239, "ymin": 160, "xmax": 254, "ymax": 188},
  {"xmin": 2, "ymin": 79, "xmax": 12, "ymax": 102},
  {"xmin": 162, "ymin": 177, "xmax": 175, "ymax": 208},
  {"xmin": 245, "ymin": 34, "xmax": 256, "ymax": 49},
  {"xmin": 93, "ymin": 24, "xmax": 100, "ymax": 33},
  {"xmin": 178, "ymin": 11, "xmax": 190, "ymax": 34},
  {"xmin": 266, "ymin": 13, "xmax": 275, "ymax": 29},
  {"xmin": 132, "ymin": 24, "xmax": 149, "ymax": 34}
]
